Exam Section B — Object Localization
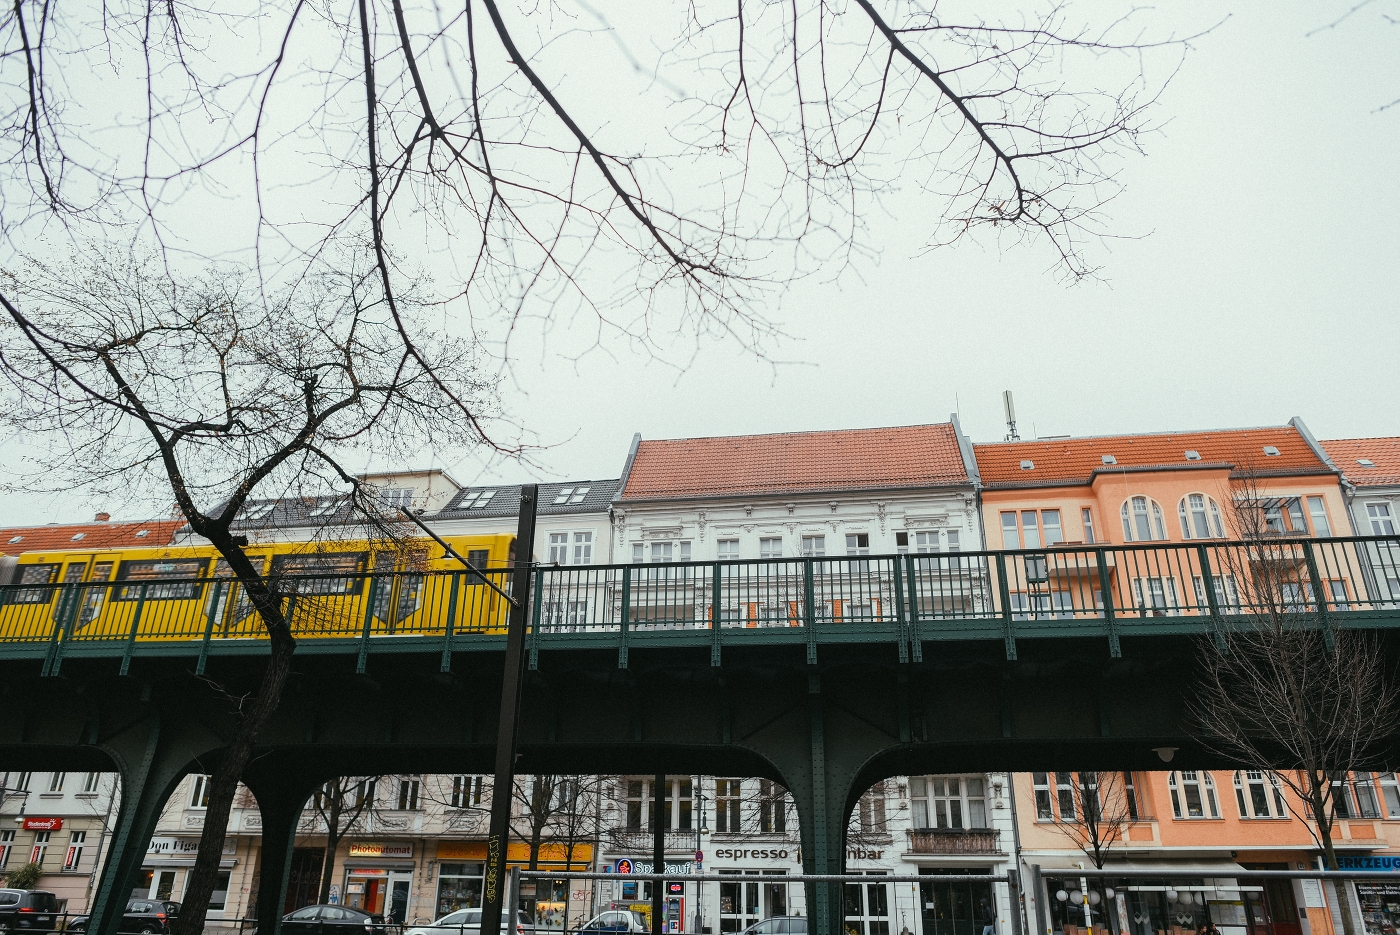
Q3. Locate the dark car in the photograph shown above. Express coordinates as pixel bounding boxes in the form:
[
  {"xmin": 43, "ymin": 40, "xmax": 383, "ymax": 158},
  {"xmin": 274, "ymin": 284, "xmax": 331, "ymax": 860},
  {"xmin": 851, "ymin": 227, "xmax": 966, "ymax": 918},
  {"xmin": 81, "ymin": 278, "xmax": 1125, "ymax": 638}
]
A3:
[
  {"xmin": 281, "ymin": 904, "xmax": 386, "ymax": 935},
  {"xmin": 0, "ymin": 889, "xmax": 59, "ymax": 933},
  {"xmin": 64, "ymin": 899, "xmax": 179, "ymax": 934},
  {"xmin": 739, "ymin": 918, "xmax": 807, "ymax": 935}
]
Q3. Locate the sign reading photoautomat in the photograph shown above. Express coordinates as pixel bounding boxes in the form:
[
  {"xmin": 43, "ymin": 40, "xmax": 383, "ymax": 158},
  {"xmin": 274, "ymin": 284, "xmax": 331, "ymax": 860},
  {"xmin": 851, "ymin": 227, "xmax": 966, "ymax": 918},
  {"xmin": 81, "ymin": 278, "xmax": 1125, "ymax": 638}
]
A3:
[{"xmin": 349, "ymin": 842, "xmax": 414, "ymax": 858}]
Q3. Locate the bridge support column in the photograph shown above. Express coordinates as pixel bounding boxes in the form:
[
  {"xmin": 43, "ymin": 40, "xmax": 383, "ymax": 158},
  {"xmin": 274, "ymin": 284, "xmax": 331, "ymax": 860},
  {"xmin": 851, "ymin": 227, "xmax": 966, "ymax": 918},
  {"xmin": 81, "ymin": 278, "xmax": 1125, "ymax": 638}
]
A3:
[
  {"xmin": 790, "ymin": 671, "xmax": 850, "ymax": 935},
  {"xmin": 245, "ymin": 778, "xmax": 316, "ymax": 935},
  {"xmin": 90, "ymin": 717, "xmax": 189, "ymax": 935}
]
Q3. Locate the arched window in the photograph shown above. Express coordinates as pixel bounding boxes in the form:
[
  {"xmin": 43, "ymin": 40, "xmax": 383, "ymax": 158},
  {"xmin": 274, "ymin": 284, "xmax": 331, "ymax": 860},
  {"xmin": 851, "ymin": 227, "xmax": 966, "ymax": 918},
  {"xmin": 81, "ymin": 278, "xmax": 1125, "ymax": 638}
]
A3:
[
  {"xmin": 1178, "ymin": 494, "xmax": 1226, "ymax": 539},
  {"xmin": 1120, "ymin": 496, "xmax": 1167, "ymax": 541},
  {"xmin": 1233, "ymin": 770, "xmax": 1288, "ymax": 818},
  {"xmin": 1167, "ymin": 771, "xmax": 1220, "ymax": 819}
]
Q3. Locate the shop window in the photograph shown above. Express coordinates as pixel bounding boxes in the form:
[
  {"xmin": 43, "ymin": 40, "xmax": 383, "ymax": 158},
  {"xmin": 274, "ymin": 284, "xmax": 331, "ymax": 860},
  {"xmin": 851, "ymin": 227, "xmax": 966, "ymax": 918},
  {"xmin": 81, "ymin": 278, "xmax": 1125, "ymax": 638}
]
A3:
[
  {"xmin": 1031, "ymin": 773, "xmax": 1054, "ymax": 821},
  {"xmin": 1233, "ymin": 770, "xmax": 1288, "ymax": 819},
  {"xmin": 436, "ymin": 863, "xmax": 485, "ymax": 916},
  {"xmin": 715, "ymin": 779, "xmax": 742, "ymax": 833},
  {"xmin": 1168, "ymin": 771, "xmax": 1220, "ymax": 819},
  {"xmin": 1120, "ymin": 497, "xmax": 1167, "ymax": 542},
  {"xmin": 920, "ymin": 870, "xmax": 993, "ymax": 935},
  {"xmin": 910, "ymin": 776, "xmax": 988, "ymax": 830},
  {"xmin": 1178, "ymin": 494, "xmax": 1225, "ymax": 539},
  {"xmin": 844, "ymin": 873, "xmax": 891, "ymax": 935}
]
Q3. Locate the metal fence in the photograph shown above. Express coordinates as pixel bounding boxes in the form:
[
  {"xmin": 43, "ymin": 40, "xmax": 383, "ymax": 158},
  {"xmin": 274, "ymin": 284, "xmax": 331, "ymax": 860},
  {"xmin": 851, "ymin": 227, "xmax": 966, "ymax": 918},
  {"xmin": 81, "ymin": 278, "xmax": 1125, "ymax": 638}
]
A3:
[{"xmin": 2, "ymin": 537, "xmax": 1398, "ymax": 653}]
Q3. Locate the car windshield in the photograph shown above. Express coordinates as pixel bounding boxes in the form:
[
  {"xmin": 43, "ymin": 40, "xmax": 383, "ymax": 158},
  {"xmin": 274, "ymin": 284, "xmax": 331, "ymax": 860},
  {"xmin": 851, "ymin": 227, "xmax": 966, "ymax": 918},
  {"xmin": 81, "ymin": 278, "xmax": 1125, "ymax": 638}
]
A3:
[
  {"xmin": 287, "ymin": 907, "xmax": 321, "ymax": 920},
  {"xmin": 630, "ymin": 912, "xmax": 648, "ymax": 929}
]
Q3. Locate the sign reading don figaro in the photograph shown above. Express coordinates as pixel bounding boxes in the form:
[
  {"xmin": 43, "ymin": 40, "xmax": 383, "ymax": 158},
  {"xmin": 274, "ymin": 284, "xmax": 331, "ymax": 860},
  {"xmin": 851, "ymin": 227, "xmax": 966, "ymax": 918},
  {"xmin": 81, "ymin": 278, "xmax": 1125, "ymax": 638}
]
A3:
[{"xmin": 349, "ymin": 843, "xmax": 414, "ymax": 858}]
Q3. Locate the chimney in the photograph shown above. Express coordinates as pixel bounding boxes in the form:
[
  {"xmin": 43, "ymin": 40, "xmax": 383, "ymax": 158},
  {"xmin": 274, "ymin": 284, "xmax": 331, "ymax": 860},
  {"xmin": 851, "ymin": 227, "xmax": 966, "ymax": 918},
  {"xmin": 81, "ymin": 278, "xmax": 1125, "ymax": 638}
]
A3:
[{"xmin": 94, "ymin": 512, "xmax": 111, "ymax": 522}]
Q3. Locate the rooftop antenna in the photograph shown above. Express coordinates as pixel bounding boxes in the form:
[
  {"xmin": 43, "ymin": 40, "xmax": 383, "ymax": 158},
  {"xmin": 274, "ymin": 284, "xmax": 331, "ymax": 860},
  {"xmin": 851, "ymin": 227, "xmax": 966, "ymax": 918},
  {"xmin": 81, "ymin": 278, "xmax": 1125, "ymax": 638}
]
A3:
[{"xmin": 1003, "ymin": 390, "xmax": 1021, "ymax": 442}]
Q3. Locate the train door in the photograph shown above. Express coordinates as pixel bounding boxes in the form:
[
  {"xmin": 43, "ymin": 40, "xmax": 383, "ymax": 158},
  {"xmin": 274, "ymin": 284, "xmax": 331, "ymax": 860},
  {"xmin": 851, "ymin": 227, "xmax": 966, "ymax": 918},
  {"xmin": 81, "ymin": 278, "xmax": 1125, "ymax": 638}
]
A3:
[{"xmin": 67, "ymin": 554, "xmax": 119, "ymax": 634}]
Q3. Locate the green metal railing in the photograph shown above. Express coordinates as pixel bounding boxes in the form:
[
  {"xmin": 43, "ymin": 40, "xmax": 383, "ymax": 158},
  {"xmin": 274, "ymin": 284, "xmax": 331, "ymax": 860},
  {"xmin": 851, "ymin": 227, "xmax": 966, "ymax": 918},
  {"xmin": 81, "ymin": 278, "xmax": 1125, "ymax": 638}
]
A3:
[{"xmin": 2, "ymin": 537, "xmax": 1399, "ymax": 666}]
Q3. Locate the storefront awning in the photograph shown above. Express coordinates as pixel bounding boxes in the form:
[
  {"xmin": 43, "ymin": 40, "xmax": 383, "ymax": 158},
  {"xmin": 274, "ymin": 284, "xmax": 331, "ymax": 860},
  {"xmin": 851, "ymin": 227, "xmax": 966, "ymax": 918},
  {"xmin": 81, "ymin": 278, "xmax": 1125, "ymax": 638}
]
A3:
[
  {"xmin": 144, "ymin": 858, "xmax": 237, "ymax": 869},
  {"xmin": 1035, "ymin": 859, "xmax": 1247, "ymax": 877}
]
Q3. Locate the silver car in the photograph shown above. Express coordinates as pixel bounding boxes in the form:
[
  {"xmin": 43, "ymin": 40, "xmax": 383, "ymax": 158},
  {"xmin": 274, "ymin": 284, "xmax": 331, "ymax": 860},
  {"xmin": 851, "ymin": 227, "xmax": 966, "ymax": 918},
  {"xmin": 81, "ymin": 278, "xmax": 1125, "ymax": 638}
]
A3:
[{"xmin": 406, "ymin": 909, "xmax": 535, "ymax": 935}]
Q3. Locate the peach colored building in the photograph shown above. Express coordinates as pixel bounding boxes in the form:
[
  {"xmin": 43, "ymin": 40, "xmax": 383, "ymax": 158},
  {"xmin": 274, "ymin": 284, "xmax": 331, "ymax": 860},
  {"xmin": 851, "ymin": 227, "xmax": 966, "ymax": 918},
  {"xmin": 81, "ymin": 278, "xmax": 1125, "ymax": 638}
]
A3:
[
  {"xmin": 970, "ymin": 421, "xmax": 1355, "ymax": 619},
  {"xmin": 1012, "ymin": 770, "xmax": 1400, "ymax": 935}
]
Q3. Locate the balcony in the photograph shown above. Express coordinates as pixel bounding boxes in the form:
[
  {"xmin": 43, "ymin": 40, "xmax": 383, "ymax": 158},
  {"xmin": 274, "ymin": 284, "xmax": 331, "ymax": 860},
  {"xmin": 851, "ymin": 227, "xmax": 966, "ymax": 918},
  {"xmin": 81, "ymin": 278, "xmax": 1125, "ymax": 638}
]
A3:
[
  {"xmin": 603, "ymin": 829, "xmax": 703, "ymax": 853},
  {"xmin": 906, "ymin": 828, "xmax": 1003, "ymax": 855}
]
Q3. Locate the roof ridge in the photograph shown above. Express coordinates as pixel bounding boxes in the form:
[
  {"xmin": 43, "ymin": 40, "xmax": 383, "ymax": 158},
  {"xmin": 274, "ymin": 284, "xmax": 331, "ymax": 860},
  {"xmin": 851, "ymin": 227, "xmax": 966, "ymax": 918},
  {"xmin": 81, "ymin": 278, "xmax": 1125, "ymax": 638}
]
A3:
[
  {"xmin": 638, "ymin": 422, "xmax": 953, "ymax": 445},
  {"xmin": 973, "ymin": 424, "xmax": 1296, "ymax": 447}
]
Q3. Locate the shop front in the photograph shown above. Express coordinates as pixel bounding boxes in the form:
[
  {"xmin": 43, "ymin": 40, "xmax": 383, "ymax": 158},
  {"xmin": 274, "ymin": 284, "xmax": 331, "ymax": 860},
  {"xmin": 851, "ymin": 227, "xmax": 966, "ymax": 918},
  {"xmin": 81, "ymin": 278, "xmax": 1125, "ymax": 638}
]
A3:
[
  {"xmin": 344, "ymin": 842, "xmax": 415, "ymax": 923},
  {"xmin": 919, "ymin": 868, "xmax": 995, "ymax": 935},
  {"xmin": 1356, "ymin": 882, "xmax": 1400, "ymax": 935},
  {"xmin": 435, "ymin": 842, "xmax": 594, "ymax": 928},
  {"xmin": 138, "ymin": 835, "xmax": 239, "ymax": 917}
]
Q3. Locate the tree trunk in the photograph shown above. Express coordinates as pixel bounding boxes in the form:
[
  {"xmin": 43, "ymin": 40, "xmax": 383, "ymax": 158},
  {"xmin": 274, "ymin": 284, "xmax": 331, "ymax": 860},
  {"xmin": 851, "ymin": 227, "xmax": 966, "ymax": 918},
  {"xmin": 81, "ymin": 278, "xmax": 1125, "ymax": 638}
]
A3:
[
  {"xmin": 1321, "ymin": 833, "xmax": 1359, "ymax": 935},
  {"xmin": 320, "ymin": 792, "xmax": 344, "ymax": 904},
  {"xmin": 174, "ymin": 539, "xmax": 297, "ymax": 935}
]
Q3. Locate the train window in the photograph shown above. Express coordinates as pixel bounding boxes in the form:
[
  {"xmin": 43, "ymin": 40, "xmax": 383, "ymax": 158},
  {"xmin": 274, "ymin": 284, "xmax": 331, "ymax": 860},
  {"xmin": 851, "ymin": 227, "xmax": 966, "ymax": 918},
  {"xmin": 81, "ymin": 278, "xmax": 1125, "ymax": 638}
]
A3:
[
  {"xmin": 7, "ymin": 563, "xmax": 61, "ymax": 603},
  {"xmin": 115, "ymin": 559, "xmax": 210, "ymax": 600},
  {"xmin": 467, "ymin": 550, "xmax": 490, "ymax": 570},
  {"xmin": 269, "ymin": 552, "xmax": 367, "ymax": 594}
]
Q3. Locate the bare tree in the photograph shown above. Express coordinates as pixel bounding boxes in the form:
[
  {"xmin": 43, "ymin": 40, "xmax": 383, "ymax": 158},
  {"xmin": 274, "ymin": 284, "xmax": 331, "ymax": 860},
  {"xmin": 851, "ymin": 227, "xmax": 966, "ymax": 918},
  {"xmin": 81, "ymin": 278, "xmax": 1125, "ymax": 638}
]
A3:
[
  {"xmin": 306, "ymin": 777, "xmax": 386, "ymax": 905},
  {"xmin": 512, "ymin": 775, "xmax": 602, "ymax": 871},
  {"xmin": 1189, "ymin": 470, "xmax": 1400, "ymax": 935},
  {"xmin": 1044, "ymin": 772, "xmax": 1137, "ymax": 870},
  {"xmin": 0, "ymin": 247, "xmax": 497, "ymax": 934}
]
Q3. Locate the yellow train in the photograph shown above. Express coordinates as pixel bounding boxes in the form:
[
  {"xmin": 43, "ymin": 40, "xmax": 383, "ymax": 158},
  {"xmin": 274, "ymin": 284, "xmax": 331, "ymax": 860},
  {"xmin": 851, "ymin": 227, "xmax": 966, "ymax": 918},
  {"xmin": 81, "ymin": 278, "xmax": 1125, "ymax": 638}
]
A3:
[{"xmin": 0, "ymin": 534, "xmax": 515, "ymax": 644}]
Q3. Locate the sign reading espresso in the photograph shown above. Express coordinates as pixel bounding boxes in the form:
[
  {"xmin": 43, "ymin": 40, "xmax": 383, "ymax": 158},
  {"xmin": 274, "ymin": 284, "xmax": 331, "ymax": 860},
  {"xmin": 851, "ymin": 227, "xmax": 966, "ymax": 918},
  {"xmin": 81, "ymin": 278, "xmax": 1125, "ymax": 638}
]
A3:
[
  {"xmin": 23, "ymin": 817, "xmax": 62, "ymax": 831},
  {"xmin": 349, "ymin": 842, "xmax": 414, "ymax": 858}
]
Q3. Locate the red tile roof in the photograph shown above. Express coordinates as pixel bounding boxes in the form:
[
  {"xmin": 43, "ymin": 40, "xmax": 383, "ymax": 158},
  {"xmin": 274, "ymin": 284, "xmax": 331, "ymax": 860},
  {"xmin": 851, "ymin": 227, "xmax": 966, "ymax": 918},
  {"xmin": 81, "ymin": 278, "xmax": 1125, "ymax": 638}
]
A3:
[
  {"xmin": 0, "ymin": 519, "xmax": 183, "ymax": 555},
  {"xmin": 619, "ymin": 423, "xmax": 970, "ymax": 500},
  {"xmin": 975, "ymin": 426, "xmax": 1333, "ymax": 489},
  {"xmin": 1321, "ymin": 437, "xmax": 1400, "ymax": 487}
]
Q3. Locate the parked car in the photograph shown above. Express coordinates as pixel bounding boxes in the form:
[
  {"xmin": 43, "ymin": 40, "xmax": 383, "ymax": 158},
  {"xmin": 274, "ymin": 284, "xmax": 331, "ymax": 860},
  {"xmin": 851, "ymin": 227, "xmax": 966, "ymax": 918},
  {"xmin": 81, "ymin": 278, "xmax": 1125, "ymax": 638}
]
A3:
[
  {"xmin": 740, "ymin": 918, "xmax": 808, "ymax": 935},
  {"xmin": 571, "ymin": 910, "xmax": 649, "ymax": 935},
  {"xmin": 64, "ymin": 899, "xmax": 180, "ymax": 934},
  {"xmin": 405, "ymin": 909, "xmax": 534, "ymax": 935},
  {"xmin": 281, "ymin": 905, "xmax": 387, "ymax": 935},
  {"xmin": 0, "ymin": 889, "xmax": 59, "ymax": 933}
]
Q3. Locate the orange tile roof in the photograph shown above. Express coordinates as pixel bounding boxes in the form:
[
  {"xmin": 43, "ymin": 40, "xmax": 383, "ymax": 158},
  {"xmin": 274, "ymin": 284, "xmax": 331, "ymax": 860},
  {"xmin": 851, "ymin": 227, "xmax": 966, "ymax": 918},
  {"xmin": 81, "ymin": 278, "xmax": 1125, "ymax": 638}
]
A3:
[
  {"xmin": 0, "ymin": 519, "xmax": 183, "ymax": 555},
  {"xmin": 619, "ymin": 423, "xmax": 970, "ymax": 500},
  {"xmin": 1321, "ymin": 437, "xmax": 1400, "ymax": 487},
  {"xmin": 975, "ymin": 426, "xmax": 1333, "ymax": 489}
]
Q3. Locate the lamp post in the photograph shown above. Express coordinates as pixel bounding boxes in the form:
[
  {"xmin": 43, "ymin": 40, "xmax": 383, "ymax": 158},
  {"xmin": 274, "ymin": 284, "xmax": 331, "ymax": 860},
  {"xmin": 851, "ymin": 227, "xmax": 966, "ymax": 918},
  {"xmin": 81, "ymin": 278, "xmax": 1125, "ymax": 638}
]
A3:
[{"xmin": 694, "ymin": 782, "xmax": 709, "ymax": 935}]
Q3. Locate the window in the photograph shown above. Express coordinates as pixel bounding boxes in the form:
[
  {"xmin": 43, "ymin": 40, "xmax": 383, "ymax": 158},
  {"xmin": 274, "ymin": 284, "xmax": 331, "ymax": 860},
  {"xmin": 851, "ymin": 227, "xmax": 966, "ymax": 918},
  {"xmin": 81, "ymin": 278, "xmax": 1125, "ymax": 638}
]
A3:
[
  {"xmin": 632, "ymin": 541, "xmax": 692, "ymax": 563},
  {"xmin": 1192, "ymin": 574, "xmax": 1241, "ymax": 611},
  {"xmin": 355, "ymin": 779, "xmax": 377, "ymax": 807},
  {"xmin": 759, "ymin": 780, "xmax": 786, "ymax": 833},
  {"xmin": 896, "ymin": 532, "xmax": 908, "ymax": 555},
  {"xmin": 241, "ymin": 501, "xmax": 276, "ymax": 521},
  {"xmin": 450, "ymin": 775, "xmax": 484, "ymax": 808},
  {"xmin": 8, "ymin": 563, "xmax": 59, "ymax": 603},
  {"xmin": 552, "ymin": 486, "xmax": 591, "ymax": 504},
  {"xmin": 1032, "ymin": 773, "xmax": 1054, "ymax": 820},
  {"xmin": 1247, "ymin": 497, "xmax": 1310, "ymax": 535},
  {"xmin": 717, "ymin": 539, "xmax": 740, "ymax": 560},
  {"xmin": 456, "ymin": 489, "xmax": 497, "ymax": 510},
  {"xmin": 1021, "ymin": 511, "xmax": 1041, "ymax": 548},
  {"xmin": 0, "ymin": 831, "xmax": 12, "ymax": 869},
  {"xmin": 113, "ymin": 558, "xmax": 211, "ymax": 601},
  {"xmin": 1079, "ymin": 773, "xmax": 1102, "ymax": 823},
  {"xmin": 801, "ymin": 535, "xmax": 825, "ymax": 557},
  {"xmin": 1333, "ymin": 773, "xmax": 1358, "ymax": 818},
  {"xmin": 1000, "ymin": 513, "xmax": 1020, "ymax": 549},
  {"xmin": 1123, "ymin": 772, "xmax": 1140, "ymax": 821},
  {"xmin": 1355, "ymin": 775, "xmax": 1382, "ymax": 818},
  {"xmin": 1041, "ymin": 510, "xmax": 1064, "ymax": 546},
  {"xmin": 48, "ymin": 772, "xmax": 65, "ymax": 793},
  {"xmin": 1368, "ymin": 503, "xmax": 1396, "ymax": 535},
  {"xmin": 1120, "ymin": 497, "xmax": 1167, "ymax": 541},
  {"xmin": 309, "ymin": 497, "xmax": 346, "ymax": 517},
  {"xmin": 846, "ymin": 534, "xmax": 870, "ymax": 555},
  {"xmin": 30, "ymin": 831, "xmax": 50, "ymax": 866},
  {"xmin": 1020, "ymin": 460, "xmax": 1034, "ymax": 470},
  {"xmin": 65, "ymin": 831, "xmax": 86, "ymax": 871},
  {"xmin": 1009, "ymin": 591, "xmax": 1074, "ymax": 620},
  {"xmin": 7, "ymin": 773, "xmax": 31, "ymax": 792},
  {"xmin": 1082, "ymin": 509, "xmax": 1096, "ymax": 544},
  {"xmin": 71, "ymin": 532, "xmax": 86, "ymax": 541},
  {"xmin": 1055, "ymin": 772, "xmax": 1076, "ymax": 820},
  {"xmin": 547, "ymin": 532, "xmax": 593, "ymax": 565},
  {"xmin": 1132, "ymin": 577, "xmax": 1181, "ymax": 615},
  {"xmin": 858, "ymin": 782, "xmax": 888, "ymax": 833},
  {"xmin": 466, "ymin": 549, "xmax": 490, "ymax": 570},
  {"xmin": 715, "ymin": 779, "xmax": 742, "ymax": 833},
  {"xmin": 209, "ymin": 872, "xmax": 231, "ymax": 911},
  {"xmin": 626, "ymin": 780, "xmax": 649, "ymax": 831},
  {"xmin": 397, "ymin": 778, "xmax": 421, "ymax": 810},
  {"xmin": 1168, "ymin": 771, "xmax": 1220, "ymax": 819},
  {"xmin": 669, "ymin": 778, "xmax": 694, "ymax": 831},
  {"xmin": 1262, "ymin": 445, "xmax": 1281, "ymax": 457},
  {"xmin": 548, "ymin": 533, "xmax": 569, "ymax": 564},
  {"xmin": 1234, "ymin": 770, "xmax": 1288, "ymax": 819},
  {"xmin": 190, "ymin": 775, "xmax": 211, "ymax": 808},
  {"xmin": 1379, "ymin": 773, "xmax": 1400, "ymax": 818},
  {"xmin": 910, "ymin": 776, "xmax": 987, "ymax": 830},
  {"xmin": 82, "ymin": 772, "xmax": 100, "ymax": 793},
  {"xmin": 1178, "ymin": 494, "xmax": 1225, "ymax": 539},
  {"xmin": 1308, "ymin": 497, "xmax": 1333, "ymax": 536},
  {"xmin": 1102, "ymin": 454, "xmax": 1117, "ymax": 465},
  {"xmin": 760, "ymin": 537, "xmax": 784, "ymax": 560},
  {"xmin": 1184, "ymin": 449, "xmax": 1201, "ymax": 461}
]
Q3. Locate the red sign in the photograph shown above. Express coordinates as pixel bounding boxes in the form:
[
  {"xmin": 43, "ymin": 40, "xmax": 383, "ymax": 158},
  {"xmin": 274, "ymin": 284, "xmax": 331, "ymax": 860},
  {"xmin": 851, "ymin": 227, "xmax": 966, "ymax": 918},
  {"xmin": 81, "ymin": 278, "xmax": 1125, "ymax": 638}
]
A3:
[
  {"xmin": 23, "ymin": 817, "xmax": 62, "ymax": 831},
  {"xmin": 615, "ymin": 859, "xmax": 633, "ymax": 874}
]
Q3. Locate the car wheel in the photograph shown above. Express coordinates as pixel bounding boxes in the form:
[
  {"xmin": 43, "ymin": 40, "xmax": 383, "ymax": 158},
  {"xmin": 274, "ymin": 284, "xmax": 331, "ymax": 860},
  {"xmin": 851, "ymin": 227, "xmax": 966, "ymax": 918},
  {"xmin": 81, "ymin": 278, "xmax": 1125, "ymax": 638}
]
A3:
[{"xmin": 140, "ymin": 925, "xmax": 158, "ymax": 934}]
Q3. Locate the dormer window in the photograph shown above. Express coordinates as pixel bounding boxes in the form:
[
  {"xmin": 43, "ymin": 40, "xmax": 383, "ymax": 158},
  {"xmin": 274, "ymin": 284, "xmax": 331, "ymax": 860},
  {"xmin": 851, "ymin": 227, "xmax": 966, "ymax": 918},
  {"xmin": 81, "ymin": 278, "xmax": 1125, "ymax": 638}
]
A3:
[
  {"xmin": 242, "ymin": 502, "xmax": 276, "ymax": 521},
  {"xmin": 134, "ymin": 530, "xmax": 149, "ymax": 538},
  {"xmin": 1358, "ymin": 459, "xmax": 1376, "ymax": 468},
  {"xmin": 1019, "ymin": 460, "xmax": 1034, "ymax": 470},
  {"xmin": 71, "ymin": 532, "xmax": 86, "ymax": 541},
  {"xmin": 457, "ymin": 489, "xmax": 497, "ymax": 510},
  {"xmin": 1184, "ymin": 450, "xmax": 1201, "ymax": 461},
  {"xmin": 1262, "ymin": 445, "xmax": 1281, "ymax": 457},
  {"xmin": 309, "ymin": 498, "xmax": 344, "ymax": 517},
  {"xmin": 1101, "ymin": 455, "xmax": 1117, "ymax": 465},
  {"xmin": 552, "ymin": 486, "xmax": 592, "ymax": 505},
  {"xmin": 7, "ymin": 535, "xmax": 22, "ymax": 543}
]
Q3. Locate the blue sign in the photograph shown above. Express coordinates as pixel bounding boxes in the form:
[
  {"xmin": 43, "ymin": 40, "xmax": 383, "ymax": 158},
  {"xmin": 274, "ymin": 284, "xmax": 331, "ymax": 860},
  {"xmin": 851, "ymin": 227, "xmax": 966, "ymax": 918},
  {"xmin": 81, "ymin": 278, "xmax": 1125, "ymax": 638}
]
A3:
[{"xmin": 1337, "ymin": 856, "xmax": 1400, "ymax": 871}]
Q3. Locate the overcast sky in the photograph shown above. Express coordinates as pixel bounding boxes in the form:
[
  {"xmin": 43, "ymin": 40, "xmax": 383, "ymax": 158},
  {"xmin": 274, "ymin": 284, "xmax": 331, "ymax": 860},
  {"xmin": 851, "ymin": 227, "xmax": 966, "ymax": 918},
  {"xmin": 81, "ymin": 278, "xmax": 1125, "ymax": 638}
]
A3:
[{"xmin": 4, "ymin": 0, "xmax": 1397, "ymax": 524}]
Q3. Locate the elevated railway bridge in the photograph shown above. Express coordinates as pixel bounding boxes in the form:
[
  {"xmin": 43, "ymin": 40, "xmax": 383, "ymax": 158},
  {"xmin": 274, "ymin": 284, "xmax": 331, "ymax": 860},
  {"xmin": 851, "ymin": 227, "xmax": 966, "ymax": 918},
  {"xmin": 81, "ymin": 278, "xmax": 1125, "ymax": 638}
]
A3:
[{"xmin": 3, "ymin": 535, "xmax": 1400, "ymax": 935}]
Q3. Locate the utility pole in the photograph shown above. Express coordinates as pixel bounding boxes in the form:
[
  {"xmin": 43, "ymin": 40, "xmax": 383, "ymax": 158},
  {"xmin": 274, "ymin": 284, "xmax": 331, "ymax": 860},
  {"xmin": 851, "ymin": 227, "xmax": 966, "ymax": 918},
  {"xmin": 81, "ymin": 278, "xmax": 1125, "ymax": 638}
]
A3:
[
  {"xmin": 480, "ymin": 486, "xmax": 539, "ymax": 935},
  {"xmin": 653, "ymin": 773, "xmax": 665, "ymax": 935}
]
